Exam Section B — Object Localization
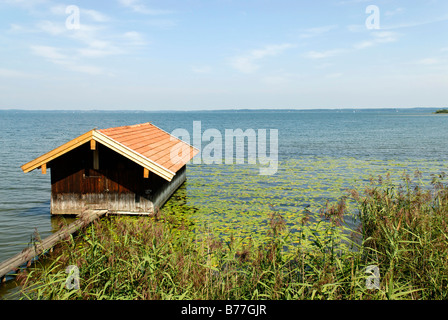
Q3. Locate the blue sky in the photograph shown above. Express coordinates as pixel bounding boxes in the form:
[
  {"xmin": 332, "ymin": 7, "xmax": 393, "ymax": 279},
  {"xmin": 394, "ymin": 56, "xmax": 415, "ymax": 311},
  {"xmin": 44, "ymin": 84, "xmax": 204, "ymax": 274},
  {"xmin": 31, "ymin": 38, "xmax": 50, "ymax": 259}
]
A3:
[{"xmin": 0, "ymin": 0, "xmax": 447, "ymax": 110}]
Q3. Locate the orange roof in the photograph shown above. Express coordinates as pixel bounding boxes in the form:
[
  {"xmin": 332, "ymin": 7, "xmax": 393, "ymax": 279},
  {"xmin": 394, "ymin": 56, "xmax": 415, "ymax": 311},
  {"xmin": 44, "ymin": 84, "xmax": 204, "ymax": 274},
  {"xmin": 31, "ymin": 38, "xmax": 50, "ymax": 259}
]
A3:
[
  {"xmin": 21, "ymin": 122, "xmax": 199, "ymax": 182},
  {"xmin": 98, "ymin": 123, "xmax": 198, "ymax": 174}
]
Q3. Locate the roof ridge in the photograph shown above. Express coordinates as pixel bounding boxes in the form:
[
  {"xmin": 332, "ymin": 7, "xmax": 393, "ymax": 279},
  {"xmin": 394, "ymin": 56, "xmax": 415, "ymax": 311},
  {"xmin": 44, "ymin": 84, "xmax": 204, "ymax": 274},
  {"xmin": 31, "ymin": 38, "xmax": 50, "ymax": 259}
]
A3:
[{"xmin": 96, "ymin": 122, "xmax": 152, "ymax": 132}]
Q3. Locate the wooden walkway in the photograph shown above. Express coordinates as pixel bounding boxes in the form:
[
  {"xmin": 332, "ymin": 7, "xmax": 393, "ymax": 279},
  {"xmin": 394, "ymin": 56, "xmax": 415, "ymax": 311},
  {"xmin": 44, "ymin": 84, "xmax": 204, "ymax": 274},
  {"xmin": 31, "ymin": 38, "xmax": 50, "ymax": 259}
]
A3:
[{"xmin": 0, "ymin": 209, "xmax": 108, "ymax": 282}]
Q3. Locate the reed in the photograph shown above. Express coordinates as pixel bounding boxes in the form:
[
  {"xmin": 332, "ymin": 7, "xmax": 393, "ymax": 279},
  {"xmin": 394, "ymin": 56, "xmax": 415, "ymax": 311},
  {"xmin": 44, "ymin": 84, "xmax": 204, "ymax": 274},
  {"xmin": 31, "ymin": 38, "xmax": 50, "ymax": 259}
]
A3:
[
  {"xmin": 15, "ymin": 171, "xmax": 448, "ymax": 300},
  {"xmin": 355, "ymin": 171, "xmax": 448, "ymax": 299}
]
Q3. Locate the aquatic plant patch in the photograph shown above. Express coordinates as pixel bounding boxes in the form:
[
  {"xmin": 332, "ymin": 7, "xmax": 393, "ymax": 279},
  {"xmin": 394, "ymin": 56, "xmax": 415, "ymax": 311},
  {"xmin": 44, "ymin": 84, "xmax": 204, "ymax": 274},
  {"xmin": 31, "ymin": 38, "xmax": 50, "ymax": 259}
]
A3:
[{"xmin": 163, "ymin": 156, "xmax": 447, "ymax": 249}]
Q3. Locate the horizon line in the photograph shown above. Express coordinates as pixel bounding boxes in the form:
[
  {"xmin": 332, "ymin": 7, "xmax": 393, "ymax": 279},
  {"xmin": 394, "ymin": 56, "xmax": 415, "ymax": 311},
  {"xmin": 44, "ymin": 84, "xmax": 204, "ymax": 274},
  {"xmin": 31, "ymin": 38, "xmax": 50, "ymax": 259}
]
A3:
[{"xmin": 0, "ymin": 106, "xmax": 444, "ymax": 112}]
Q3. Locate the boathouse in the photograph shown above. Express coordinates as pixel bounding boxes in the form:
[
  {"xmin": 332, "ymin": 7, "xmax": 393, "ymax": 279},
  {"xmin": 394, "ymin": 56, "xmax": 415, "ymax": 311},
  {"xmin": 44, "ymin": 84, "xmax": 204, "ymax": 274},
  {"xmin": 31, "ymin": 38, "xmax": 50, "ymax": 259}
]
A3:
[{"xmin": 20, "ymin": 123, "xmax": 198, "ymax": 215}]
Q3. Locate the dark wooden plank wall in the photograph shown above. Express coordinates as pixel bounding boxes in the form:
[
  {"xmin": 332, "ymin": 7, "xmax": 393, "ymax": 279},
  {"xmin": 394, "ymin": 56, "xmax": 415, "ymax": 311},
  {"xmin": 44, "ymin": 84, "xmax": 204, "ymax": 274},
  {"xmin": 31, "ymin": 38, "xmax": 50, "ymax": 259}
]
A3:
[
  {"xmin": 50, "ymin": 143, "xmax": 148, "ymax": 195},
  {"xmin": 48, "ymin": 142, "xmax": 186, "ymax": 215}
]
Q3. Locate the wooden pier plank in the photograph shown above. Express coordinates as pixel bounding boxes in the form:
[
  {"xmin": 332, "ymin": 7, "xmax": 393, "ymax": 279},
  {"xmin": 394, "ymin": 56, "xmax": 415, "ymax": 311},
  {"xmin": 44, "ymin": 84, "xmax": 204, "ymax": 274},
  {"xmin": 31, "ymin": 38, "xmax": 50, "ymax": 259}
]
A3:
[{"xmin": 0, "ymin": 209, "xmax": 108, "ymax": 281}]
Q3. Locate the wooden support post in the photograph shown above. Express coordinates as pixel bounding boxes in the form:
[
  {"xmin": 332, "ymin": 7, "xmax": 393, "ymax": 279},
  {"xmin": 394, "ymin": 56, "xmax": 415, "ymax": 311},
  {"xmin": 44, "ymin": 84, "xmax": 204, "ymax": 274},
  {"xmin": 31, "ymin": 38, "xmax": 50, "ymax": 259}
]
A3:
[
  {"xmin": 90, "ymin": 139, "xmax": 96, "ymax": 150},
  {"xmin": 93, "ymin": 149, "xmax": 99, "ymax": 170},
  {"xmin": 143, "ymin": 167, "xmax": 149, "ymax": 179},
  {"xmin": 41, "ymin": 163, "xmax": 46, "ymax": 175}
]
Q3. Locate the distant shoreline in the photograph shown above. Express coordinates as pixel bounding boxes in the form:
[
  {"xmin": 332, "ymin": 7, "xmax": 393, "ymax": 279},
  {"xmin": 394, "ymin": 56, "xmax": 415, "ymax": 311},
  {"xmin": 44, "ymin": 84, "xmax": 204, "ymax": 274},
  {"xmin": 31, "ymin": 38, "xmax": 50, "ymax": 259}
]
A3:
[{"xmin": 0, "ymin": 107, "xmax": 443, "ymax": 113}]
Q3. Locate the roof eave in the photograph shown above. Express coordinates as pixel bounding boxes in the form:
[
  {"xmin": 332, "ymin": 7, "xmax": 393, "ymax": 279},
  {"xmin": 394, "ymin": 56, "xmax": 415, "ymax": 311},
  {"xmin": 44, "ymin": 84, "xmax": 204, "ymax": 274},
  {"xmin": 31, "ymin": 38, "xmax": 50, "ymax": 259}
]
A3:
[{"xmin": 20, "ymin": 130, "xmax": 95, "ymax": 173}]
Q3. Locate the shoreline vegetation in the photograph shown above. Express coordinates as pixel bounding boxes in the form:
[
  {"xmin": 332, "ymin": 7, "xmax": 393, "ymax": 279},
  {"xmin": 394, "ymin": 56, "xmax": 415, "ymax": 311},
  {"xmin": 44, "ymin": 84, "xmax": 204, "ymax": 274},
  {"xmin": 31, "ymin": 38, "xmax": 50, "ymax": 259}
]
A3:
[
  {"xmin": 7, "ymin": 170, "xmax": 448, "ymax": 300},
  {"xmin": 434, "ymin": 109, "xmax": 448, "ymax": 114}
]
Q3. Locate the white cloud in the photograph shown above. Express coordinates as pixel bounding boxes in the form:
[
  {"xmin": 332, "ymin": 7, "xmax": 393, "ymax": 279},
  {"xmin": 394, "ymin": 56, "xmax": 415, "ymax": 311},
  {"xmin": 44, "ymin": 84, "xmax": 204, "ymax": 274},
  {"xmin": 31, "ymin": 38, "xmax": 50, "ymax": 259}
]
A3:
[
  {"xmin": 83, "ymin": 9, "xmax": 110, "ymax": 22},
  {"xmin": 315, "ymin": 63, "xmax": 334, "ymax": 69},
  {"xmin": 373, "ymin": 31, "xmax": 399, "ymax": 43},
  {"xmin": 418, "ymin": 58, "xmax": 440, "ymax": 65},
  {"xmin": 230, "ymin": 44, "xmax": 296, "ymax": 74},
  {"xmin": 49, "ymin": 4, "xmax": 66, "ymax": 15},
  {"xmin": 72, "ymin": 30, "xmax": 146, "ymax": 57},
  {"xmin": 146, "ymin": 19, "xmax": 177, "ymax": 29},
  {"xmin": 0, "ymin": 68, "xmax": 37, "ymax": 78},
  {"xmin": 122, "ymin": 31, "xmax": 147, "ymax": 46},
  {"xmin": 353, "ymin": 40, "xmax": 374, "ymax": 50},
  {"xmin": 30, "ymin": 45, "xmax": 107, "ymax": 75},
  {"xmin": 192, "ymin": 66, "xmax": 212, "ymax": 74},
  {"xmin": 337, "ymin": 0, "xmax": 370, "ymax": 5},
  {"xmin": 346, "ymin": 24, "xmax": 365, "ymax": 33},
  {"xmin": 23, "ymin": 4, "xmax": 148, "ymax": 75},
  {"xmin": 67, "ymin": 64, "xmax": 105, "ymax": 75},
  {"xmin": 36, "ymin": 20, "xmax": 66, "ymax": 36},
  {"xmin": 49, "ymin": 5, "xmax": 110, "ymax": 23},
  {"xmin": 304, "ymin": 49, "xmax": 345, "ymax": 59},
  {"xmin": 261, "ymin": 75, "xmax": 290, "ymax": 85},
  {"xmin": 34, "ymin": 10, "xmax": 121, "ymax": 55},
  {"xmin": 67, "ymin": 25, "xmax": 108, "ymax": 45},
  {"xmin": 299, "ymin": 25, "xmax": 338, "ymax": 39},
  {"xmin": 1, "ymin": 0, "xmax": 48, "ymax": 9},
  {"xmin": 325, "ymin": 73, "xmax": 343, "ymax": 79},
  {"xmin": 118, "ymin": 0, "xmax": 172, "ymax": 15},
  {"xmin": 64, "ymin": 24, "xmax": 130, "ymax": 58},
  {"xmin": 8, "ymin": 23, "xmax": 26, "ymax": 32},
  {"xmin": 77, "ymin": 47, "xmax": 120, "ymax": 58},
  {"xmin": 31, "ymin": 45, "xmax": 66, "ymax": 61},
  {"xmin": 354, "ymin": 31, "xmax": 399, "ymax": 49},
  {"xmin": 230, "ymin": 57, "xmax": 259, "ymax": 73},
  {"xmin": 381, "ymin": 15, "xmax": 448, "ymax": 30},
  {"xmin": 385, "ymin": 7, "xmax": 404, "ymax": 17},
  {"xmin": 305, "ymin": 30, "xmax": 399, "ymax": 63}
]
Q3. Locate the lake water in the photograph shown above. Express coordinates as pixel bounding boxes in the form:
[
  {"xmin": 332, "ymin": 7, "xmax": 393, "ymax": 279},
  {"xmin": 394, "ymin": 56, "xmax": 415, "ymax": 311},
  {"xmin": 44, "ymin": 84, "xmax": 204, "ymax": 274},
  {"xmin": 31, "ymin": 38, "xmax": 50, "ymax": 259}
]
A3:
[{"xmin": 0, "ymin": 108, "xmax": 447, "ymax": 295}]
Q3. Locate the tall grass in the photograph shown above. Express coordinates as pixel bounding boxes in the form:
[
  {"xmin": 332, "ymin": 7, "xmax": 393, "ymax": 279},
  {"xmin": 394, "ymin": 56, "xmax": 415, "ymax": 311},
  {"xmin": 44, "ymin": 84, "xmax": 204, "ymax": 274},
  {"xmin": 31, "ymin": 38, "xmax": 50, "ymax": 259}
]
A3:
[
  {"xmin": 354, "ymin": 171, "xmax": 448, "ymax": 299},
  {"xmin": 15, "ymin": 171, "xmax": 448, "ymax": 300}
]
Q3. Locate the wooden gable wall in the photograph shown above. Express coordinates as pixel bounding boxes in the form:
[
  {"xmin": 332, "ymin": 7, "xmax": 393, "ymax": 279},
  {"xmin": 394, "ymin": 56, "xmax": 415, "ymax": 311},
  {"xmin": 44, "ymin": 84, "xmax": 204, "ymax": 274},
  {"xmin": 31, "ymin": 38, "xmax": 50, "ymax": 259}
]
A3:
[{"xmin": 49, "ymin": 142, "xmax": 186, "ymax": 215}]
